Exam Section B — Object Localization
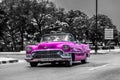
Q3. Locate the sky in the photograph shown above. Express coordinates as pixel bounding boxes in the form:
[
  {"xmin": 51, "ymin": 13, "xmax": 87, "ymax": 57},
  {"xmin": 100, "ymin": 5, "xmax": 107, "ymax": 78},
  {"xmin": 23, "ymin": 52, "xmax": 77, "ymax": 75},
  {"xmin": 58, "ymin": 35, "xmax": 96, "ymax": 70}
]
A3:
[{"xmin": 53, "ymin": 0, "xmax": 120, "ymax": 31}]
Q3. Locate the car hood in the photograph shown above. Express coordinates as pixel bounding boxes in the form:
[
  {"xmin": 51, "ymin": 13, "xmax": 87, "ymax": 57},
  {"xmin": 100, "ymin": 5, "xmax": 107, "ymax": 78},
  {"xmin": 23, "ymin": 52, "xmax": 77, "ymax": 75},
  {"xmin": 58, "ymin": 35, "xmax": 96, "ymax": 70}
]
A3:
[{"xmin": 38, "ymin": 41, "xmax": 73, "ymax": 49}]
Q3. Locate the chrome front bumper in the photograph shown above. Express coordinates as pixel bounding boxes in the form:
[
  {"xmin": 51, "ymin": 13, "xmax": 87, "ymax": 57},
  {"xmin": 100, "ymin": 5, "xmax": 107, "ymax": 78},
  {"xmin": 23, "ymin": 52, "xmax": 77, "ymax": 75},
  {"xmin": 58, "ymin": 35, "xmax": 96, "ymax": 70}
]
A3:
[
  {"xmin": 25, "ymin": 50, "xmax": 72, "ymax": 62},
  {"xmin": 25, "ymin": 58, "xmax": 71, "ymax": 62}
]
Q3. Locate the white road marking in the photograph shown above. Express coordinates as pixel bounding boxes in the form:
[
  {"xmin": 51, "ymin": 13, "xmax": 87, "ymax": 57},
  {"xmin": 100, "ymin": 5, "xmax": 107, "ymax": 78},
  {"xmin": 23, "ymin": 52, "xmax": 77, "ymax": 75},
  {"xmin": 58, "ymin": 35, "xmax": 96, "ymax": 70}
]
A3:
[{"xmin": 89, "ymin": 64, "xmax": 109, "ymax": 71}]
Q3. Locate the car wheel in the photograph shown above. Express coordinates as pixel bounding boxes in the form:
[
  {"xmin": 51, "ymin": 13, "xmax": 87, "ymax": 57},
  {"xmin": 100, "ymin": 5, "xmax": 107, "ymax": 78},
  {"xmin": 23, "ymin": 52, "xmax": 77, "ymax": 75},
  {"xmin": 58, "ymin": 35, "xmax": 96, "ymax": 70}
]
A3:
[
  {"xmin": 65, "ymin": 59, "xmax": 73, "ymax": 67},
  {"xmin": 30, "ymin": 62, "xmax": 38, "ymax": 67},
  {"xmin": 58, "ymin": 62, "xmax": 62, "ymax": 65},
  {"xmin": 81, "ymin": 58, "xmax": 87, "ymax": 64}
]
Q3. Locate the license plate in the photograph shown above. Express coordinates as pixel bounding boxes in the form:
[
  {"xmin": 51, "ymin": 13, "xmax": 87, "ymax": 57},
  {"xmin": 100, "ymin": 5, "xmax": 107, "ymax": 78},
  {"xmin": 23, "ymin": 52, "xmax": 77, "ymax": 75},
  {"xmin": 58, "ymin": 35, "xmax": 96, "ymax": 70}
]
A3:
[{"xmin": 40, "ymin": 58, "xmax": 61, "ymax": 61}]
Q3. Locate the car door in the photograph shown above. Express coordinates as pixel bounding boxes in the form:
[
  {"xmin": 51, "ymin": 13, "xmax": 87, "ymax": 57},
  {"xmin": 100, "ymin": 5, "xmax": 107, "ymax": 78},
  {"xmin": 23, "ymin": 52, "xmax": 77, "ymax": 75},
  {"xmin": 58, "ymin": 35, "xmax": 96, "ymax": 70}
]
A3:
[{"xmin": 74, "ymin": 43, "xmax": 87, "ymax": 61}]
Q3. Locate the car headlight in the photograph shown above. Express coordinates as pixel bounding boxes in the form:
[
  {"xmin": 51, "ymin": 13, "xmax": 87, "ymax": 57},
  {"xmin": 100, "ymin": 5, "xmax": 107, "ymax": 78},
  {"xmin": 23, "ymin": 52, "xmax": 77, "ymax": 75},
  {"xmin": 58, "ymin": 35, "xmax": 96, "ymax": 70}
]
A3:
[
  {"xmin": 26, "ymin": 47, "xmax": 32, "ymax": 52},
  {"xmin": 63, "ymin": 45, "xmax": 70, "ymax": 50}
]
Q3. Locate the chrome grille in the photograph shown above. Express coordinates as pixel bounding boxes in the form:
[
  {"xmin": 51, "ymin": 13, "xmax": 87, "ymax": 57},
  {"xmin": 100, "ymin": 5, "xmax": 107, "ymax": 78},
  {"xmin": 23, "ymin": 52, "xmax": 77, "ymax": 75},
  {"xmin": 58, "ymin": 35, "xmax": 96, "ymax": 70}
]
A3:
[{"xmin": 32, "ymin": 50, "xmax": 62, "ymax": 58}]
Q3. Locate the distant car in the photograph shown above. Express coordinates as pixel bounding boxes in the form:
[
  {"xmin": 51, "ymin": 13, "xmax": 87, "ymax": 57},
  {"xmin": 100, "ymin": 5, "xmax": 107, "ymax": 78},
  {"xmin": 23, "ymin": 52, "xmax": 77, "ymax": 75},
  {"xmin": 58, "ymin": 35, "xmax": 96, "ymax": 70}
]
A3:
[{"xmin": 25, "ymin": 32, "xmax": 91, "ymax": 67}]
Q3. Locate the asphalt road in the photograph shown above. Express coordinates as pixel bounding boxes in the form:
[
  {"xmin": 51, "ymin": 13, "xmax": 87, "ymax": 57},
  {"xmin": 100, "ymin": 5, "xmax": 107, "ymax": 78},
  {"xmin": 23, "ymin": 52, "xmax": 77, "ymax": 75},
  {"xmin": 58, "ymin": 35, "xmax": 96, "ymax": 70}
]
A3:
[{"xmin": 0, "ymin": 52, "xmax": 120, "ymax": 80}]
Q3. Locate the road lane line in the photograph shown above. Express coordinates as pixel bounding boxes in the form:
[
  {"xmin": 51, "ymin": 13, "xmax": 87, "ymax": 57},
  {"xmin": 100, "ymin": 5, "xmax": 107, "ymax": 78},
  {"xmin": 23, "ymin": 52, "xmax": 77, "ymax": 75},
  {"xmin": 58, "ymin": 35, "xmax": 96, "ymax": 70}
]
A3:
[{"xmin": 89, "ymin": 64, "xmax": 109, "ymax": 71}]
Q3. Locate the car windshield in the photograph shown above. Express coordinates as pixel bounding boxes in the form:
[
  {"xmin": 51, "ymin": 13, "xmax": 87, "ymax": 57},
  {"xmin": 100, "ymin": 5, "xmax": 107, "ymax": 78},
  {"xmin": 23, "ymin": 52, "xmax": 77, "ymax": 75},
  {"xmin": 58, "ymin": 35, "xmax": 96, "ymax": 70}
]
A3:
[{"xmin": 41, "ymin": 34, "xmax": 75, "ymax": 42}]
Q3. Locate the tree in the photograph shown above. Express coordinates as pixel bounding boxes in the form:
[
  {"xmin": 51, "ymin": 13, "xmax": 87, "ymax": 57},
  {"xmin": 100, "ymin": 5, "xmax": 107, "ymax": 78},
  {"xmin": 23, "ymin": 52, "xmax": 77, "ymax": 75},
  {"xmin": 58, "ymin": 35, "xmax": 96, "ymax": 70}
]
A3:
[
  {"xmin": 88, "ymin": 14, "xmax": 118, "ymax": 45},
  {"xmin": 0, "ymin": 0, "xmax": 33, "ymax": 51},
  {"xmin": 0, "ymin": 0, "xmax": 60, "ymax": 51},
  {"xmin": 29, "ymin": 0, "xmax": 57, "ymax": 35},
  {"xmin": 0, "ymin": 8, "xmax": 9, "ymax": 51},
  {"xmin": 0, "ymin": 0, "xmax": 118, "ymax": 51},
  {"xmin": 0, "ymin": 9, "xmax": 7, "ymax": 37},
  {"xmin": 63, "ymin": 10, "xmax": 89, "ymax": 41}
]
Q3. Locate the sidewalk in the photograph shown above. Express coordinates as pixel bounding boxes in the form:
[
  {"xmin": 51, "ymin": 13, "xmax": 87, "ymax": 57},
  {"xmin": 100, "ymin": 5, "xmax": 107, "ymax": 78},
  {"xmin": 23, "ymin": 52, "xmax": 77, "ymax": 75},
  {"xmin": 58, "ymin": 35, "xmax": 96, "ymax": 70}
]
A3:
[{"xmin": 91, "ymin": 48, "xmax": 120, "ymax": 54}]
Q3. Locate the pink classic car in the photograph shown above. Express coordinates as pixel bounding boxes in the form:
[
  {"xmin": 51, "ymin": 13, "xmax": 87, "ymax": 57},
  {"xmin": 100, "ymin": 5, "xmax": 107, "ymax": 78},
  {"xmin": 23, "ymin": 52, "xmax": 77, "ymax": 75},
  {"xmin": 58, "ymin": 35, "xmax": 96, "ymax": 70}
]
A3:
[{"xmin": 25, "ymin": 32, "xmax": 91, "ymax": 67}]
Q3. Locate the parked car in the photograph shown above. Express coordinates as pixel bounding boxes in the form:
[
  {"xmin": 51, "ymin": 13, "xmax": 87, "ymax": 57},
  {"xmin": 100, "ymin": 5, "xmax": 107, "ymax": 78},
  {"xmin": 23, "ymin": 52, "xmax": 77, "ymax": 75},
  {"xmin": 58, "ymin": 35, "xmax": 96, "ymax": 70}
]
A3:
[{"xmin": 25, "ymin": 32, "xmax": 91, "ymax": 67}]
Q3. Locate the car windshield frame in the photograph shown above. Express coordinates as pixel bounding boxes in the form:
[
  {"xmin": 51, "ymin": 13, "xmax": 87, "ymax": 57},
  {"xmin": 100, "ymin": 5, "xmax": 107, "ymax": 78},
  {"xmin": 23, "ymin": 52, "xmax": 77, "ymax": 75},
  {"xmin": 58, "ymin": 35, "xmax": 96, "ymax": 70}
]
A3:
[{"xmin": 40, "ymin": 33, "xmax": 75, "ymax": 42}]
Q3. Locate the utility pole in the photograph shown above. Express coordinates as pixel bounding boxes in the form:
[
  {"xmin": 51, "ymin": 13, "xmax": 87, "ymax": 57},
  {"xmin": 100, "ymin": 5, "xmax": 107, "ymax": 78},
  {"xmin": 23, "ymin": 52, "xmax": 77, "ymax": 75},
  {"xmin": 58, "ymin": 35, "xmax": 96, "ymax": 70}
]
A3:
[{"xmin": 95, "ymin": 0, "xmax": 98, "ymax": 54}]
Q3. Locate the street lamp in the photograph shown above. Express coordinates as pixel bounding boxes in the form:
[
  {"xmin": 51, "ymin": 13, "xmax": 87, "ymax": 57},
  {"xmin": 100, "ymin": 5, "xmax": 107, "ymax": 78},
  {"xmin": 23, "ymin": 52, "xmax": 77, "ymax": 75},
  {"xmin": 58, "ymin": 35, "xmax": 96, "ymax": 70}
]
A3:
[{"xmin": 95, "ymin": 0, "xmax": 98, "ymax": 53}]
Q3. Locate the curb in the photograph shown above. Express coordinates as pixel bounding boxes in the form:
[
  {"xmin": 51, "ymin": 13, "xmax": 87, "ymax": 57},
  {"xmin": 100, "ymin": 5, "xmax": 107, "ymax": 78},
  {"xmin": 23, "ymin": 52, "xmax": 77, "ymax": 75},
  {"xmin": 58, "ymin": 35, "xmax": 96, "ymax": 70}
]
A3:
[
  {"xmin": 0, "ymin": 59, "xmax": 18, "ymax": 64},
  {"xmin": 0, "ymin": 52, "xmax": 25, "ymax": 55},
  {"xmin": 90, "ymin": 52, "xmax": 108, "ymax": 55}
]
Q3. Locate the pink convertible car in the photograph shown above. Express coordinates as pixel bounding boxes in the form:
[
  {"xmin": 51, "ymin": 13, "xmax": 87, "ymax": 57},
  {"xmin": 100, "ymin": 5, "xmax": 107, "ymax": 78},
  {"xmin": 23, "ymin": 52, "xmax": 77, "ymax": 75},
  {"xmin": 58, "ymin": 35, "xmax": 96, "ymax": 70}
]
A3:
[{"xmin": 25, "ymin": 32, "xmax": 91, "ymax": 67}]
